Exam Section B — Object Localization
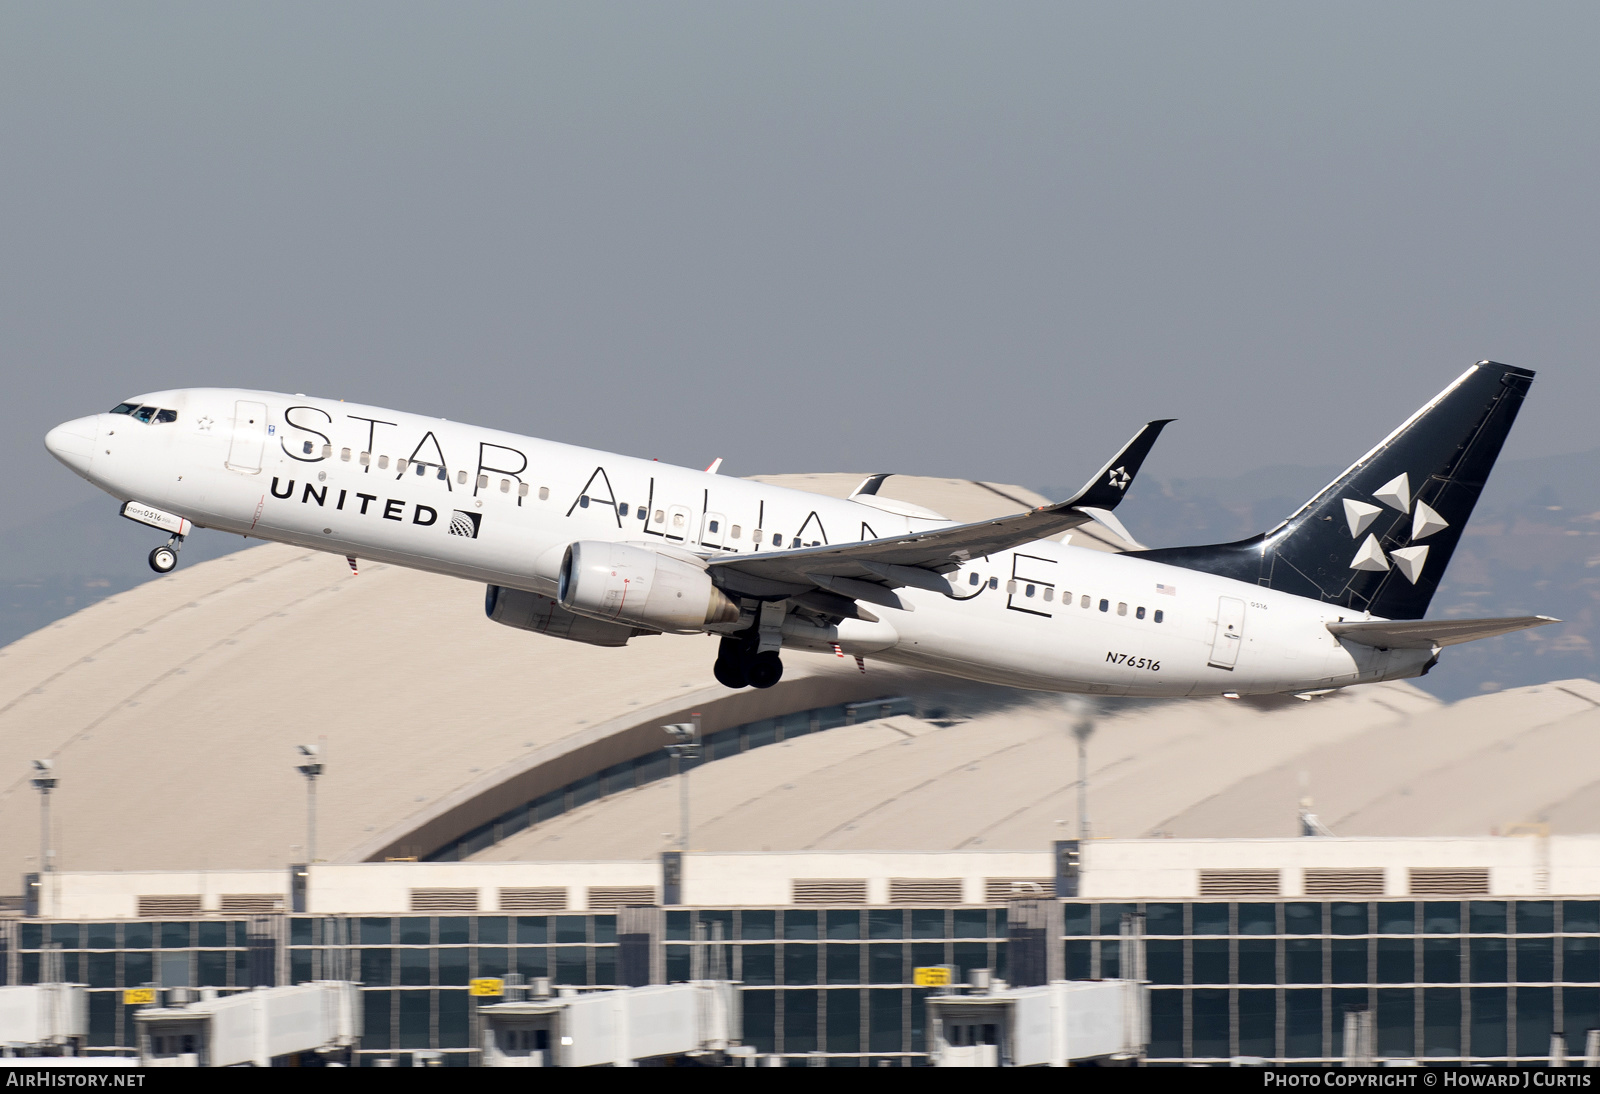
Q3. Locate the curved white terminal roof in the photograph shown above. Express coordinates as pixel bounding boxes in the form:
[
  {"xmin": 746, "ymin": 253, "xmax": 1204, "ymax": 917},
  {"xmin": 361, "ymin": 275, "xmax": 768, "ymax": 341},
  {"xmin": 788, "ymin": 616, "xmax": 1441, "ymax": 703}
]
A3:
[{"xmin": 473, "ymin": 677, "xmax": 1600, "ymax": 860}]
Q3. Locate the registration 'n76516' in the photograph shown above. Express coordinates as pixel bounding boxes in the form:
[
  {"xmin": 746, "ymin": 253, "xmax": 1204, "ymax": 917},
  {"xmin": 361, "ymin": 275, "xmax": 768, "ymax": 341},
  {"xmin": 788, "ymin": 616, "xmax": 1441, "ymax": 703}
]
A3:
[{"xmin": 1106, "ymin": 652, "xmax": 1159, "ymax": 670}]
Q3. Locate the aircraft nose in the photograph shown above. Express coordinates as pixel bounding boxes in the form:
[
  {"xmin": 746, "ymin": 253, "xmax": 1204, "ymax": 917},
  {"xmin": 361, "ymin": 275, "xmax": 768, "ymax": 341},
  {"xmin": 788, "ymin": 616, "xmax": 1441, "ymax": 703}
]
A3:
[{"xmin": 45, "ymin": 415, "xmax": 98, "ymax": 475}]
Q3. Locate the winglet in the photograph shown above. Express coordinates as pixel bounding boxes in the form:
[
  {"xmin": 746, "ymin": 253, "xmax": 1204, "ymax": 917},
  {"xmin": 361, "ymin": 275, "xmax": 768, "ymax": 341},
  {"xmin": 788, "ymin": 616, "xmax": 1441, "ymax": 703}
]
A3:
[
  {"xmin": 705, "ymin": 458, "xmax": 724, "ymax": 475},
  {"xmin": 1064, "ymin": 420, "xmax": 1173, "ymax": 510}
]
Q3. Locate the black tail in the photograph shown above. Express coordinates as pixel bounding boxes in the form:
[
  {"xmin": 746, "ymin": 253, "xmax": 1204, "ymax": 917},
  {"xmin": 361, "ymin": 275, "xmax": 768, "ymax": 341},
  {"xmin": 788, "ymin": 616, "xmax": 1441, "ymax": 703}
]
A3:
[{"xmin": 1131, "ymin": 362, "xmax": 1535, "ymax": 620}]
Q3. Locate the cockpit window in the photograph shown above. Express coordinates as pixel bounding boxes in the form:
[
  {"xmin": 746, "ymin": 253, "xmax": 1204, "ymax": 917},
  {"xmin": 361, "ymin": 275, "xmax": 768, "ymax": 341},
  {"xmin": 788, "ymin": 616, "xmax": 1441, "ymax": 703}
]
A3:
[
  {"xmin": 132, "ymin": 406, "xmax": 156, "ymax": 423},
  {"xmin": 110, "ymin": 403, "xmax": 137, "ymax": 415},
  {"xmin": 155, "ymin": 409, "xmax": 178, "ymax": 424}
]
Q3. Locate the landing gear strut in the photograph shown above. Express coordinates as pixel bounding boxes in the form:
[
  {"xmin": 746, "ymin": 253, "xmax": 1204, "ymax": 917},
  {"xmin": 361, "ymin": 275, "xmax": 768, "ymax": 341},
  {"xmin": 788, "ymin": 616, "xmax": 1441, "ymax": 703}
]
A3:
[
  {"xmin": 148, "ymin": 533, "xmax": 183, "ymax": 574},
  {"xmin": 713, "ymin": 632, "xmax": 785, "ymax": 690}
]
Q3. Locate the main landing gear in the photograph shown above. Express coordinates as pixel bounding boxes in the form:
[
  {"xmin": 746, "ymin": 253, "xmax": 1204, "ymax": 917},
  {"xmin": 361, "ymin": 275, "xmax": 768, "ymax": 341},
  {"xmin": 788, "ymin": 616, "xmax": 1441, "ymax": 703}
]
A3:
[
  {"xmin": 148, "ymin": 534, "xmax": 183, "ymax": 574},
  {"xmin": 713, "ymin": 634, "xmax": 784, "ymax": 690}
]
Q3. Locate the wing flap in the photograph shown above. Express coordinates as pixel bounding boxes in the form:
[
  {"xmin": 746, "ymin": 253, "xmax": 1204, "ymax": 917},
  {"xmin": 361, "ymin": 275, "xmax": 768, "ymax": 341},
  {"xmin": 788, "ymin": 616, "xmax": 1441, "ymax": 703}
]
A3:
[{"xmin": 1328, "ymin": 615, "xmax": 1559, "ymax": 650}]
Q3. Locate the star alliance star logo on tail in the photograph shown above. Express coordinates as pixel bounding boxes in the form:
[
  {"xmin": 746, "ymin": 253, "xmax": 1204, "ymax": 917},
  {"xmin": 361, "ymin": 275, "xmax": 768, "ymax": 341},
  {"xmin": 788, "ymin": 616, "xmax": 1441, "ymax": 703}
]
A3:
[
  {"xmin": 1343, "ymin": 472, "xmax": 1448, "ymax": 584},
  {"xmin": 1107, "ymin": 466, "xmax": 1131, "ymax": 491}
]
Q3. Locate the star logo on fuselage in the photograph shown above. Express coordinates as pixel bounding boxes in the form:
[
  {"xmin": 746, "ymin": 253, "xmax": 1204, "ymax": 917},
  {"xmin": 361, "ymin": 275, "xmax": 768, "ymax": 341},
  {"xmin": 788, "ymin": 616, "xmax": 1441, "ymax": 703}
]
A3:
[{"xmin": 196, "ymin": 416, "xmax": 214, "ymax": 431}]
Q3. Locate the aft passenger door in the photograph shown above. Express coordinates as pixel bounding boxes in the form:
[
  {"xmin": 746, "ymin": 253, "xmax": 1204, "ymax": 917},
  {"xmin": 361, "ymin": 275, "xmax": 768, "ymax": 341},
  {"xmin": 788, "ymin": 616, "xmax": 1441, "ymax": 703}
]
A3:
[
  {"xmin": 1208, "ymin": 597, "xmax": 1246, "ymax": 670},
  {"xmin": 225, "ymin": 400, "xmax": 268, "ymax": 474}
]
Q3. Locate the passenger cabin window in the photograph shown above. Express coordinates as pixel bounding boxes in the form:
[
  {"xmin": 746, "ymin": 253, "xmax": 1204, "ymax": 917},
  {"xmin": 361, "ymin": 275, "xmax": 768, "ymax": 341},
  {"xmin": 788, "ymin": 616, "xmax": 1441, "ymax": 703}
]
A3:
[
  {"xmin": 969, "ymin": 573, "xmax": 980, "ymax": 586},
  {"xmin": 415, "ymin": 463, "xmax": 426, "ymax": 476},
  {"xmin": 1099, "ymin": 599, "xmax": 1109, "ymax": 612},
  {"xmin": 579, "ymin": 495, "xmax": 590, "ymax": 508},
  {"xmin": 674, "ymin": 513, "xmax": 687, "ymax": 529},
  {"xmin": 110, "ymin": 403, "xmax": 136, "ymax": 415},
  {"xmin": 456, "ymin": 470, "xmax": 467, "ymax": 484},
  {"xmin": 341, "ymin": 448, "xmax": 352, "ymax": 462},
  {"xmin": 1136, "ymin": 606, "xmax": 1146, "ymax": 620},
  {"xmin": 396, "ymin": 458, "xmax": 408, "ymax": 473},
  {"xmin": 988, "ymin": 577, "xmax": 999, "ymax": 590},
  {"xmin": 1006, "ymin": 581, "xmax": 1017, "ymax": 595},
  {"xmin": 1154, "ymin": 610, "xmax": 1165, "ymax": 623},
  {"xmin": 752, "ymin": 528, "xmax": 763, "ymax": 542},
  {"xmin": 360, "ymin": 452, "xmax": 371, "ymax": 466},
  {"xmin": 619, "ymin": 503, "xmax": 630, "ymax": 517},
  {"xmin": 133, "ymin": 406, "xmax": 156, "ymax": 423},
  {"xmin": 378, "ymin": 456, "xmax": 390, "ymax": 469},
  {"xmin": 1025, "ymin": 584, "xmax": 1036, "ymax": 597},
  {"xmin": 1117, "ymin": 602, "xmax": 1127, "ymax": 616},
  {"xmin": 1043, "ymin": 588, "xmax": 1054, "ymax": 602},
  {"xmin": 322, "ymin": 444, "xmax": 333, "ymax": 458},
  {"xmin": 155, "ymin": 409, "xmax": 177, "ymax": 424},
  {"xmin": 1081, "ymin": 595, "xmax": 1091, "ymax": 609},
  {"xmin": 790, "ymin": 536, "xmax": 801, "ymax": 547},
  {"xmin": 540, "ymin": 487, "xmax": 551, "ymax": 501},
  {"xmin": 731, "ymin": 525, "xmax": 741, "ymax": 539},
  {"xmin": 302, "ymin": 440, "xmax": 314, "ymax": 454},
  {"xmin": 477, "ymin": 474, "xmax": 488, "ymax": 489},
  {"xmin": 772, "ymin": 533, "xmax": 782, "ymax": 546},
  {"xmin": 637, "ymin": 507, "xmax": 646, "ymax": 520},
  {"xmin": 654, "ymin": 510, "xmax": 665, "ymax": 524},
  {"xmin": 518, "ymin": 483, "xmax": 529, "ymax": 497},
  {"xmin": 500, "ymin": 479, "xmax": 511, "ymax": 493},
  {"xmin": 708, "ymin": 520, "xmax": 719, "ymax": 533}
]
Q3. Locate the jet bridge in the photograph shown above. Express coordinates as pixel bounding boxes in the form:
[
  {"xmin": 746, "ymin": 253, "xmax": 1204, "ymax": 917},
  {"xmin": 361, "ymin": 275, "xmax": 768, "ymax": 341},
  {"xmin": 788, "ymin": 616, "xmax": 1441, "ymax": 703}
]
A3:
[
  {"xmin": 480, "ymin": 980, "xmax": 742, "ymax": 1067},
  {"xmin": 927, "ymin": 977, "xmax": 1144, "ymax": 1067},
  {"xmin": 135, "ymin": 981, "xmax": 361, "ymax": 1067},
  {"xmin": 0, "ymin": 984, "xmax": 88, "ymax": 1056}
]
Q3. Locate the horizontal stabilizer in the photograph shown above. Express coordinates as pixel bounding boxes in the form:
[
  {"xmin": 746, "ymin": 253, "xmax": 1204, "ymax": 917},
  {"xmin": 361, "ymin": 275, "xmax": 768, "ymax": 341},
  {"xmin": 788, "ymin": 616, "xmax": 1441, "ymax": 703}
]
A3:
[{"xmin": 1328, "ymin": 615, "xmax": 1559, "ymax": 650}]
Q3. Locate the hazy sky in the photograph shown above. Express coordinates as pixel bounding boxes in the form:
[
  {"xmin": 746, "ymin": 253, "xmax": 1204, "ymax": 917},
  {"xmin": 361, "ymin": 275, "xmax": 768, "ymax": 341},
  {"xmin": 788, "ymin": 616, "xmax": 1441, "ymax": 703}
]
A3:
[{"xmin": 4, "ymin": 3, "xmax": 1597, "ymax": 533}]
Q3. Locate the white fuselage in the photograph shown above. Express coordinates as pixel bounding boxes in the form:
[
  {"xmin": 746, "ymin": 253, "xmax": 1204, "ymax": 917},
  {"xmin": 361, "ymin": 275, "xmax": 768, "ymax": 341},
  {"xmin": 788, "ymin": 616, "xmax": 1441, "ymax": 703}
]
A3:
[{"xmin": 45, "ymin": 388, "xmax": 1432, "ymax": 697}]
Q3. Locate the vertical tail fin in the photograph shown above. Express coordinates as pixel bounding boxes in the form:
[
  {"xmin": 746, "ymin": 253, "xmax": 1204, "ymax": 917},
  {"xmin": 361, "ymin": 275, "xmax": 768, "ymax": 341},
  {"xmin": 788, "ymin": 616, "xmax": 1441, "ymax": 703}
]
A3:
[{"xmin": 1133, "ymin": 362, "xmax": 1535, "ymax": 619}]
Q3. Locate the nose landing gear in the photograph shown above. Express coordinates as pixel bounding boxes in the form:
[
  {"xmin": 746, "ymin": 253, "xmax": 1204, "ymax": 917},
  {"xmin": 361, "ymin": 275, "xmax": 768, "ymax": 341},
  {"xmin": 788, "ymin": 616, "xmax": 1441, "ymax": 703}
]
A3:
[{"xmin": 148, "ymin": 534, "xmax": 183, "ymax": 574}]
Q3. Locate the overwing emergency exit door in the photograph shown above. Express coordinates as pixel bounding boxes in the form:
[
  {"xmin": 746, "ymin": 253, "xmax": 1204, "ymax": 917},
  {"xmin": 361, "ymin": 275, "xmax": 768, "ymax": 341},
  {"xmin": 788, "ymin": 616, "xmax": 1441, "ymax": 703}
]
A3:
[
  {"xmin": 665, "ymin": 504, "xmax": 692, "ymax": 542},
  {"xmin": 225, "ymin": 401, "xmax": 268, "ymax": 473},
  {"xmin": 1208, "ymin": 596, "xmax": 1246, "ymax": 670}
]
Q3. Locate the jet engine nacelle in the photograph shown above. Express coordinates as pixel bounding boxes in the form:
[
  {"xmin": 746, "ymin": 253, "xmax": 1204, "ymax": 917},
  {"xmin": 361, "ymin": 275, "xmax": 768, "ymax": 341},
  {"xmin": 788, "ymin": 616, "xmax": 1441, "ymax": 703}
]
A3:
[
  {"xmin": 485, "ymin": 584, "xmax": 640, "ymax": 647},
  {"xmin": 559, "ymin": 541, "xmax": 740, "ymax": 634}
]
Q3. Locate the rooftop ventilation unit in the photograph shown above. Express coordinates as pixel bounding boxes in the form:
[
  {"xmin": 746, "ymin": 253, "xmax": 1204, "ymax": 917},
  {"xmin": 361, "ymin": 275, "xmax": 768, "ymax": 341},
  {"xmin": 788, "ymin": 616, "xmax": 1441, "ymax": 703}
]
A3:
[
  {"xmin": 1304, "ymin": 869, "xmax": 1385, "ymax": 896},
  {"xmin": 499, "ymin": 887, "xmax": 568, "ymax": 912},
  {"xmin": 219, "ymin": 893, "xmax": 285, "ymax": 914},
  {"xmin": 1409, "ymin": 868, "xmax": 1490, "ymax": 895},
  {"xmin": 409, "ymin": 887, "xmax": 480, "ymax": 912},
  {"xmin": 138, "ymin": 895, "xmax": 202, "ymax": 917},
  {"xmin": 1198, "ymin": 869, "xmax": 1281, "ymax": 897},
  {"xmin": 792, "ymin": 879, "xmax": 868, "ymax": 905},
  {"xmin": 587, "ymin": 886, "xmax": 657, "ymax": 910},
  {"xmin": 890, "ymin": 878, "xmax": 963, "ymax": 905},
  {"xmin": 985, "ymin": 878, "xmax": 1053, "ymax": 903}
]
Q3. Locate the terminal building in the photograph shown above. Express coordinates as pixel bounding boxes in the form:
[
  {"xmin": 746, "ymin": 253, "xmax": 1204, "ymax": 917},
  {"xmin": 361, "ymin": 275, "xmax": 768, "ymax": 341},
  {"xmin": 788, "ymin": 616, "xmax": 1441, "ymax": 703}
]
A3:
[{"xmin": 3, "ymin": 475, "xmax": 1600, "ymax": 1065}]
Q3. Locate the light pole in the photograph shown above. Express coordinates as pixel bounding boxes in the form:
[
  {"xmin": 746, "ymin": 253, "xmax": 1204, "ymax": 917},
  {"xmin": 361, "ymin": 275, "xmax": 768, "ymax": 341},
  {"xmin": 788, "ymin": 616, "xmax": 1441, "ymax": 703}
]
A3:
[
  {"xmin": 296, "ymin": 745, "xmax": 324, "ymax": 863},
  {"xmin": 1070, "ymin": 704, "xmax": 1094, "ymax": 841},
  {"xmin": 31, "ymin": 759, "xmax": 56, "ymax": 874},
  {"xmin": 663, "ymin": 721, "xmax": 700, "ymax": 852}
]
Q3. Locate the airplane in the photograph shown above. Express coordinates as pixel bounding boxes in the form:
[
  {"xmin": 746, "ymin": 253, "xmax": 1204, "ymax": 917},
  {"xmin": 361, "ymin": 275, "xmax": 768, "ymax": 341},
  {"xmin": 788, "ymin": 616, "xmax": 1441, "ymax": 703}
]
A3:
[{"xmin": 43, "ymin": 361, "xmax": 1556, "ymax": 698}]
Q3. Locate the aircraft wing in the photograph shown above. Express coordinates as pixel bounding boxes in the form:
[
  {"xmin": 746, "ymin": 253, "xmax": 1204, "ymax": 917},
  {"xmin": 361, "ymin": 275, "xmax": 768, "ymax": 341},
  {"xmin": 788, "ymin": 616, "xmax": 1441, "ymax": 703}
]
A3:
[
  {"xmin": 1327, "ymin": 615, "xmax": 1560, "ymax": 650},
  {"xmin": 710, "ymin": 420, "xmax": 1171, "ymax": 602}
]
